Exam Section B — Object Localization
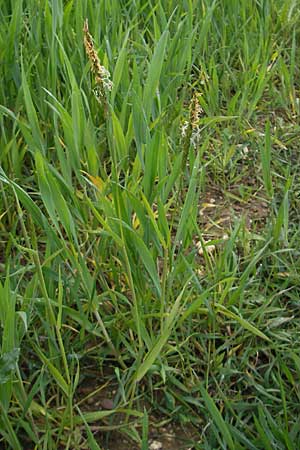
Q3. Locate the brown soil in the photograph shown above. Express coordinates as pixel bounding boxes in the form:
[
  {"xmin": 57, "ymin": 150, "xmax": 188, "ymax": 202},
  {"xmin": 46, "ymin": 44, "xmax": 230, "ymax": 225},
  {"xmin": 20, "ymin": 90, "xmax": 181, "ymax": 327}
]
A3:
[
  {"xmin": 198, "ymin": 183, "xmax": 269, "ymax": 238},
  {"xmin": 75, "ymin": 376, "xmax": 198, "ymax": 450}
]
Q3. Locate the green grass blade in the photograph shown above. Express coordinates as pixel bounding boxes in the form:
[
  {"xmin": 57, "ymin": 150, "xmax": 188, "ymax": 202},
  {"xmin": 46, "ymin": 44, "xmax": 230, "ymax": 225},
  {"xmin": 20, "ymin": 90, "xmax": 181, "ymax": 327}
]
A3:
[
  {"xmin": 135, "ymin": 282, "xmax": 190, "ymax": 382},
  {"xmin": 21, "ymin": 58, "xmax": 44, "ymax": 153},
  {"xmin": 199, "ymin": 383, "xmax": 235, "ymax": 450},
  {"xmin": 143, "ymin": 30, "xmax": 169, "ymax": 119},
  {"xmin": 34, "ymin": 346, "xmax": 69, "ymax": 397},
  {"xmin": 260, "ymin": 120, "xmax": 274, "ymax": 198},
  {"xmin": 76, "ymin": 406, "xmax": 103, "ymax": 450}
]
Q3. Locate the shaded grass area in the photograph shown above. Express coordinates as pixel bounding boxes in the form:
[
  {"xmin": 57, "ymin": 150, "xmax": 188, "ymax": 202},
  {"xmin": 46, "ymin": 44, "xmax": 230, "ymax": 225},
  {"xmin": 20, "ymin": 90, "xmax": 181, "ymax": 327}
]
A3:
[{"xmin": 0, "ymin": 0, "xmax": 300, "ymax": 448}]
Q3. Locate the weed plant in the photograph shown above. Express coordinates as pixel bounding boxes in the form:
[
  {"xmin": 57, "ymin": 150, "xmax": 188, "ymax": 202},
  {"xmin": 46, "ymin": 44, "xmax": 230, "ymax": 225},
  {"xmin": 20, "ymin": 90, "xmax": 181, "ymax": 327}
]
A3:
[{"xmin": 0, "ymin": 1, "xmax": 300, "ymax": 449}]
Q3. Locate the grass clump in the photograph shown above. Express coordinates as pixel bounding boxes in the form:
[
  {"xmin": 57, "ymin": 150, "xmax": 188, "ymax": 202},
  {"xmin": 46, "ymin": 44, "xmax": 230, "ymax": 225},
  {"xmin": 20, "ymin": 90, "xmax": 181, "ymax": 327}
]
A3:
[{"xmin": 0, "ymin": 0, "xmax": 300, "ymax": 449}]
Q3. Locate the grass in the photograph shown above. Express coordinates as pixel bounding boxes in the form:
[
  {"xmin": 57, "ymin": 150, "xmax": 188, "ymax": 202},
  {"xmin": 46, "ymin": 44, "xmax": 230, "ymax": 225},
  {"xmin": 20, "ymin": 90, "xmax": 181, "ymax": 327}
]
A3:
[{"xmin": 0, "ymin": 0, "xmax": 300, "ymax": 448}]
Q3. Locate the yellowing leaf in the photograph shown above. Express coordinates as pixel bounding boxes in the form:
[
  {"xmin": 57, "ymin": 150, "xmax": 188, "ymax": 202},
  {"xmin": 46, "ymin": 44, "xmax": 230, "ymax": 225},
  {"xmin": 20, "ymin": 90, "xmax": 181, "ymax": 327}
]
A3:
[
  {"xmin": 132, "ymin": 213, "xmax": 140, "ymax": 229},
  {"xmin": 86, "ymin": 173, "xmax": 105, "ymax": 192}
]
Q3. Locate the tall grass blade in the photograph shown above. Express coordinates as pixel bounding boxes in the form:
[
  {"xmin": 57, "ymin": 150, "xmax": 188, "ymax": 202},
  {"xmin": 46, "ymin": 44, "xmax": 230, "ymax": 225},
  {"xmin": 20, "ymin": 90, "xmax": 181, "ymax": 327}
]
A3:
[
  {"xmin": 199, "ymin": 383, "xmax": 235, "ymax": 450},
  {"xmin": 143, "ymin": 30, "xmax": 169, "ymax": 119}
]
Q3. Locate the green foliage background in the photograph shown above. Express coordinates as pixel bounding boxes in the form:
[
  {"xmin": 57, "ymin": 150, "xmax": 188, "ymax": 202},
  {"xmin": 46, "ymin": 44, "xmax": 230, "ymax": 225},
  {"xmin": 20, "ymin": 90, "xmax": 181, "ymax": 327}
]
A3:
[{"xmin": 0, "ymin": 0, "xmax": 300, "ymax": 448}]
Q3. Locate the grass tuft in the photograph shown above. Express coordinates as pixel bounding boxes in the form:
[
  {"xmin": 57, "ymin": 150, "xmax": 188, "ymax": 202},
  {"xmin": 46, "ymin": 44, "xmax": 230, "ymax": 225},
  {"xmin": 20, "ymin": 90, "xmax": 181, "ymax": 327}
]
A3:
[{"xmin": 0, "ymin": 0, "xmax": 300, "ymax": 448}]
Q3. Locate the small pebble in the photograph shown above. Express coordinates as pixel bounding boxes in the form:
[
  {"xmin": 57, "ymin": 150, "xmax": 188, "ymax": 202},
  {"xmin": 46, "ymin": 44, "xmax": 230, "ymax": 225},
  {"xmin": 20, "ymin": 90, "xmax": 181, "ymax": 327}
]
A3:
[
  {"xmin": 100, "ymin": 398, "xmax": 114, "ymax": 409},
  {"xmin": 149, "ymin": 440, "xmax": 163, "ymax": 450}
]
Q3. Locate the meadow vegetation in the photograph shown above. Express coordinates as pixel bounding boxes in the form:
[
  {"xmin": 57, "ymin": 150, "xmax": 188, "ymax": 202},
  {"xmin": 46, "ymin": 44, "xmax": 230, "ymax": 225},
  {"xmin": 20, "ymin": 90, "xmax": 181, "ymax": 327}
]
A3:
[{"xmin": 0, "ymin": 0, "xmax": 300, "ymax": 448}]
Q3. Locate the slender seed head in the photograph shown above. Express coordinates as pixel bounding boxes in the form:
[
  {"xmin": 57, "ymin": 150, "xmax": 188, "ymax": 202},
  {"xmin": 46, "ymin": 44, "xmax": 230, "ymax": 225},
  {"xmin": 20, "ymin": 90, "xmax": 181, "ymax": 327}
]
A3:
[
  {"xmin": 83, "ymin": 19, "xmax": 113, "ymax": 100},
  {"xmin": 181, "ymin": 92, "xmax": 203, "ymax": 149}
]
